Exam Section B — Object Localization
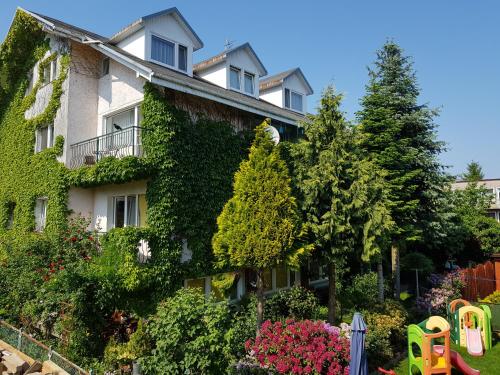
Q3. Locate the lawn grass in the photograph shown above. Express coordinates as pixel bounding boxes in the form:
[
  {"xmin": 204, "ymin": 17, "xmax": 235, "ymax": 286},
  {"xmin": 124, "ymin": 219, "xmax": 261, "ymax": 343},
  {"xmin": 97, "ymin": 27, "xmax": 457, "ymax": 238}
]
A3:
[{"xmin": 394, "ymin": 339, "xmax": 500, "ymax": 375}]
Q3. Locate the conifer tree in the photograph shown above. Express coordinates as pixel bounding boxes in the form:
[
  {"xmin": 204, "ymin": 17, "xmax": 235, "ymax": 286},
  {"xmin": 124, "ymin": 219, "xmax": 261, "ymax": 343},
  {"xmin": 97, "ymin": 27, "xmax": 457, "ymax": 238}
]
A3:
[
  {"xmin": 356, "ymin": 41, "xmax": 446, "ymax": 299},
  {"xmin": 213, "ymin": 120, "xmax": 303, "ymax": 332},
  {"xmin": 462, "ymin": 161, "xmax": 484, "ymax": 182},
  {"xmin": 291, "ymin": 87, "xmax": 392, "ymax": 322}
]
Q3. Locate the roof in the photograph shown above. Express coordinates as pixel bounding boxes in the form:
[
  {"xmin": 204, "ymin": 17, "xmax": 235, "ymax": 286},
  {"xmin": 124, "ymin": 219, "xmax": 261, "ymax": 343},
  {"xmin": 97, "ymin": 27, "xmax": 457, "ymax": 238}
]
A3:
[
  {"xmin": 454, "ymin": 178, "xmax": 500, "ymax": 184},
  {"xmin": 259, "ymin": 68, "xmax": 314, "ymax": 95},
  {"xmin": 193, "ymin": 43, "xmax": 268, "ymax": 76},
  {"xmin": 109, "ymin": 8, "xmax": 203, "ymax": 50},
  {"xmin": 15, "ymin": 8, "xmax": 303, "ymax": 126}
]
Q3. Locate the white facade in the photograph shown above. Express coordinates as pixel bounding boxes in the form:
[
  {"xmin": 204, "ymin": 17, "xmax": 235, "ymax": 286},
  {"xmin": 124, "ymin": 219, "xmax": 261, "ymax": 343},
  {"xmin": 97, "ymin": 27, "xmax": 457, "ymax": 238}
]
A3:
[
  {"xmin": 195, "ymin": 44, "xmax": 267, "ymax": 98},
  {"xmin": 115, "ymin": 10, "xmax": 202, "ymax": 77},
  {"xmin": 68, "ymin": 180, "xmax": 147, "ymax": 232},
  {"xmin": 260, "ymin": 69, "xmax": 313, "ymax": 114}
]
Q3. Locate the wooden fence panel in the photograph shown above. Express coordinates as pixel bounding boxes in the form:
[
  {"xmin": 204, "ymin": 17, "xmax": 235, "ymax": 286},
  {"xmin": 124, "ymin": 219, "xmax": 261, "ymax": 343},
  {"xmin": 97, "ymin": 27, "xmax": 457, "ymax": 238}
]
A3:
[{"xmin": 462, "ymin": 261, "xmax": 496, "ymax": 301}]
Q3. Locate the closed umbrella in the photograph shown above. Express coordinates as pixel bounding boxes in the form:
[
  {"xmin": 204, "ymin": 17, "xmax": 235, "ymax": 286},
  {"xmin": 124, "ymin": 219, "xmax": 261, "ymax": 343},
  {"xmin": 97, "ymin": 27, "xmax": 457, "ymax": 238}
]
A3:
[{"xmin": 350, "ymin": 312, "xmax": 368, "ymax": 375}]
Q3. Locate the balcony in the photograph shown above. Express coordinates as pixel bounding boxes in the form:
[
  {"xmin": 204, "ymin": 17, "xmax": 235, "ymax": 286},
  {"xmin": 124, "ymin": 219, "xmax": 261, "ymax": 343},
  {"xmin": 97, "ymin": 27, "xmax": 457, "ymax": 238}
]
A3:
[{"xmin": 69, "ymin": 127, "xmax": 144, "ymax": 168}]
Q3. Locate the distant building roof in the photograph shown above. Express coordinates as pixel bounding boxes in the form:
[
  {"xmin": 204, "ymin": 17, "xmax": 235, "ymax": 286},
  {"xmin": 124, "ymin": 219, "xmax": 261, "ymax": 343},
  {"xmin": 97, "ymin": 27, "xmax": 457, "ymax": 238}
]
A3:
[
  {"xmin": 193, "ymin": 42, "xmax": 268, "ymax": 76},
  {"xmin": 109, "ymin": 7, "xmax": 204, "ymax": 50},
  {"xmin": 260, "ymin": 67, "xmax": 313, "ymax": 95}
]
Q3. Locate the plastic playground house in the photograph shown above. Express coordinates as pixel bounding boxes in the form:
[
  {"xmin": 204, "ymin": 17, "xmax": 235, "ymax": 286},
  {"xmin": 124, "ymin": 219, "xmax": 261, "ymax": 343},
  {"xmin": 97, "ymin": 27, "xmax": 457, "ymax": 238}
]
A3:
[{"xmin": 406, "ymin": 299, "xmax": 492, "ymax": 375}]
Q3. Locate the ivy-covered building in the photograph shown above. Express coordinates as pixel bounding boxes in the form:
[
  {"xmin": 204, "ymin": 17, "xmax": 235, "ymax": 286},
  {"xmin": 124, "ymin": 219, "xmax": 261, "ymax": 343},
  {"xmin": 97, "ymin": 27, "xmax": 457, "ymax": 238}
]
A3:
[{"xmin": 0, "ymin": 7, "xmax": 321, "ymax": 301}]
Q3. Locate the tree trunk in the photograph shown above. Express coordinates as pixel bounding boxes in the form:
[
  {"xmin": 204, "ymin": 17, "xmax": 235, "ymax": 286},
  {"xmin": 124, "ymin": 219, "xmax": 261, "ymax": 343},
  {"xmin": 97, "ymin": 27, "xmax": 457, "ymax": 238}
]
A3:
[
  {"xmin": 256, "ymin": 268, "xmax": 265, "ymax": 335},
  {"xmin": 391, "ymin": 242, "xmax": 400, "ymax": 299},
  {"xmin": 327, "ymin": 262, "xmax": 336, "ymax": 324},
  {"xmin": 377, "ymin": 260, "xmax": 384, "ymax": 303}
]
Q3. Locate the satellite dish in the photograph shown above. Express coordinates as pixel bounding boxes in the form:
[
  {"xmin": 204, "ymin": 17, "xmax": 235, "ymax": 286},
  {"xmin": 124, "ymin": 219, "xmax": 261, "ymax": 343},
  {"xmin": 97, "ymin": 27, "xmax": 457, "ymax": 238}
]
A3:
[{"xmin": 265, "ymin": 125, "xmax": 280, "ymax": 145}]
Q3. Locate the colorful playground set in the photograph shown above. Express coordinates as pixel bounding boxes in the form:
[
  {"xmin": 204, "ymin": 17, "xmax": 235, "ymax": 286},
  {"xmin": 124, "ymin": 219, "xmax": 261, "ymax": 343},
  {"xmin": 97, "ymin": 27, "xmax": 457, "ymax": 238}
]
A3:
[
  {"xmin": 405, "ymin": 298, "xmax": 492, "ymax": 375},
  {"xmin": 378, "ymin": 297, "xmax": 493, "ymax": 375}
]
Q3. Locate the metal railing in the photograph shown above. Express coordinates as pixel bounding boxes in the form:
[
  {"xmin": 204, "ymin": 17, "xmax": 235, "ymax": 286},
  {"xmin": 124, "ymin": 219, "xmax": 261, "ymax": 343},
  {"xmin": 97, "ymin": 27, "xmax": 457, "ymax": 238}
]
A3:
[
  {"xmin": 0, "ymin": 320, "xmax": 88, "ymax": 375},
  {"xmin": 69, "ymin": 126, "xmax": 144, "ymax": 169}
]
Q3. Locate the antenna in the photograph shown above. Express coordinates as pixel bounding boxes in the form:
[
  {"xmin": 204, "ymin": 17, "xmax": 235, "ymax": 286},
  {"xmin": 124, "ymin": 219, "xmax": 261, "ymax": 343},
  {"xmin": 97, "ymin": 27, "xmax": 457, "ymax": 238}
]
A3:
[{"xmin": 224, "ymin": 38, "xmax": 235, "ymax": 50}]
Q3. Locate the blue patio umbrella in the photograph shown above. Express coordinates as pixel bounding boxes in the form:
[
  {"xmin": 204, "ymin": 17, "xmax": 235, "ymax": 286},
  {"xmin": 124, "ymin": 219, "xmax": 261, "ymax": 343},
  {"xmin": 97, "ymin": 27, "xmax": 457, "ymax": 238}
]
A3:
[{"xmin": 350, "ymin": 312, "xmax": 368, "ymax": 375}]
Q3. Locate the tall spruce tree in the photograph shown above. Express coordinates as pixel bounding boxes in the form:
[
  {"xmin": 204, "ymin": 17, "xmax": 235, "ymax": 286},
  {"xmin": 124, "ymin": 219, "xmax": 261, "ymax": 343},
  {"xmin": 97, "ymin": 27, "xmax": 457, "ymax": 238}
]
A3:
[
  {"xmin": 213, "ymin": 120, "xmax": 303, "ymax": 332},
  {"xmin": 356, "ymin": 42, "xmax": 445, "ymax": 299},
  {"xmin": 291, "ymin": 87, "xmax": 392, "ymax": 322}
]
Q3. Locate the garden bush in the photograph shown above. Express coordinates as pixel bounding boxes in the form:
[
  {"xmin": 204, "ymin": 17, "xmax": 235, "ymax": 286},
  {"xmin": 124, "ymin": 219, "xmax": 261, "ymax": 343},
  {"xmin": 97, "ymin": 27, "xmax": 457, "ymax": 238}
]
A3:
[
  {"xmin": 416, "ymin": 271, "xmax": 465, "ymax": 315},
  {"xmin": 480, "ymin": 290, "xmax": 500, "ymax": 304},
  {"xmin": 245, "ymin": 319, "xmax": 350, "ymax": 375},
  {"xmin": 362, "ymin": 300, "xmax": 408, "ymax": 370},
  {"xmin": 139, "ymin": 288, "xmax": 231, "ymax": 375},
  {"xmin": 265, "ymin": 286, "xmax": 320, "ymax": 321}
]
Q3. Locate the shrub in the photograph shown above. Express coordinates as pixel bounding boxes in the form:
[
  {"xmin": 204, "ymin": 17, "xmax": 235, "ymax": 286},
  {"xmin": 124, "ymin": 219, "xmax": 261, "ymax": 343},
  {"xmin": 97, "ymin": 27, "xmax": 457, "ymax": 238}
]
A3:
[
  {"xmin": 416, "ymin": 271, "xmax": 465, "ymax": 315},
  {"xmin": 480, "ymin": 290, "xmax": 500, "ymax": 304},
  {"xmin": 139, "ymin": 288, "xmax": 231, "ymax": 375},
  {"xmin": 362, "ymin": 300, "xmax": 408, "ymax": 370},
  {"xmin": 341, "ymin": 272, "xmax": 380, "ymax": 311},
  {"xmin": 226, "ymin": 296, "xmax": 258, "ymax": 362},
  {"xmin": 103, "ymin": 319, "xmax": 151, "ymax": 372},
  {"xmin": 245, "ymin": 320, "xmax": 350, "ymax": 375},
  {"xmin": 265, "ymin": 286, "xmax": 319, "ymax": 321}
]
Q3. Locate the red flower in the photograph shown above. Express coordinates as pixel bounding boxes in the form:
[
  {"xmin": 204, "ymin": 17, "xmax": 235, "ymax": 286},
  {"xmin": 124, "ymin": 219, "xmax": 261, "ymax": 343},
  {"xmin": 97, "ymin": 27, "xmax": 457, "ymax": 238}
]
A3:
[{"xmin": 246, "ymin": 320, "xmax": 350, "ymax": 374}]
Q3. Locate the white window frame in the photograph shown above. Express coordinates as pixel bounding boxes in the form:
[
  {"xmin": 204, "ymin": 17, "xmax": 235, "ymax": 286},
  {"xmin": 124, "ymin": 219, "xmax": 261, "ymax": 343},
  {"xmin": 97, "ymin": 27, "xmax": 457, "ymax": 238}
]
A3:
[
  {"xmin": 35, "ymin": 124, "xmax": 54, "ymax": 153},
  {"xmin": 178, "ymin": 44, "xmax": 188, "ymax": 72},
  {"xmin": 148, "ymin": 32, "xmax": 190, "ymax": 74},
  {"xmin": 112, "ymin": 194, "xmax": 140, "ymax": 228},
  {"xmin": 42, "ymin": 59, "xmax": 57, "ymax": 85},
  {"xmin": 229, "ymin": 66, "xmax": 241, "ymax": 91},
  {"xmin": 244, "ymin": 72, "xmax": 255, "ymax": 95},
  {"xmin": 284, "ymin": 88, "xmax": 304, "ymax": 113},
  {"xmin": 496, "ymin": 188, "xmax": 500, "ymax": 203},
  {"xmin": 34, "ymin": 198, "xmax": 48, "ymax": 232}
]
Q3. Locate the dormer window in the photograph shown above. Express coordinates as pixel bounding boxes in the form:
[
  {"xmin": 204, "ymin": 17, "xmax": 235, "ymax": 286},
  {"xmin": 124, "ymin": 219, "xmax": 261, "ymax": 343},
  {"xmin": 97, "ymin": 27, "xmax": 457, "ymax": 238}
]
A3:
[
  {"xmin": 244, "ymin": 72, "xmax": 255, "ymax": 95},
  {"xmin": 284, "ymin": 88, "xmax": 304, "ymax": 112},
  {"xmin": 230, "ymin": 66, "xmax": 241, "ymax": 90},
  {"xmin": 151, "ymin": 35, "xmax": 175, "ymax": 67}
]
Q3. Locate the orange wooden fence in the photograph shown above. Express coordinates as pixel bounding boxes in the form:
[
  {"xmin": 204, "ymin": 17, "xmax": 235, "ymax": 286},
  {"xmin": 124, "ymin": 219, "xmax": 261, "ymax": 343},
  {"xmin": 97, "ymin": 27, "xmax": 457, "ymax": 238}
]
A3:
[{"xmin": 461, "ymin": 260, "xmax": 496, "ymax": 301}]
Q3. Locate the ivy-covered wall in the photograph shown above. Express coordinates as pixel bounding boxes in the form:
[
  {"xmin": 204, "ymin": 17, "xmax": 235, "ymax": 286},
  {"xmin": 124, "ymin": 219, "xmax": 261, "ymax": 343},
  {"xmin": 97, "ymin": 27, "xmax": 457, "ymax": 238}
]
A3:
[
  {"xmin": 131, "ymin": 83, "xmax": 250, "ymax": 296},
  {"xmin": 1, "ymin": 11, "xmax": 255, "ymax": 301},
  {"xmin": 0, "ymin": 12, "xmax": 69, "ymax": 238}
]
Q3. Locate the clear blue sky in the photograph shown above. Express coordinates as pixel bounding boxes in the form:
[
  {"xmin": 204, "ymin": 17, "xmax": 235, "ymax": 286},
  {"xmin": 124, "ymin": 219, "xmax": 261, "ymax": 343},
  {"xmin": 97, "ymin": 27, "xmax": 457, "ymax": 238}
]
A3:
[{"xmin": 1, "ymin": 1, "xmax": 499, "ymax": 178}]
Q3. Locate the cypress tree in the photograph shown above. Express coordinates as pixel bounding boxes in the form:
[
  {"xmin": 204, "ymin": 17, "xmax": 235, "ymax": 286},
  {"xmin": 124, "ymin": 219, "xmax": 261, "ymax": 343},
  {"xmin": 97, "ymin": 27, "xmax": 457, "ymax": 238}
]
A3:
[
  {"xmin": 356, "ymin": 41, "xmax": 445, "ymax": 298},
  {"xmin": 212, "ymin": 120, "xmax": 303, "ymax": 332},
  {"xmin": 292, "ymin": 87, "xmax": 392, "ymax": 321}
]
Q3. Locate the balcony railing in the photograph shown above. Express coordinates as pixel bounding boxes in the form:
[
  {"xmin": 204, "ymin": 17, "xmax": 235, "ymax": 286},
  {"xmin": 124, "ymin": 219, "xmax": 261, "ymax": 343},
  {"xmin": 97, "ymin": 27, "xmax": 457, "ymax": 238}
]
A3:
[{"xmin": 69, "ymin": 126, "xmax": 144, "ymax": 168}]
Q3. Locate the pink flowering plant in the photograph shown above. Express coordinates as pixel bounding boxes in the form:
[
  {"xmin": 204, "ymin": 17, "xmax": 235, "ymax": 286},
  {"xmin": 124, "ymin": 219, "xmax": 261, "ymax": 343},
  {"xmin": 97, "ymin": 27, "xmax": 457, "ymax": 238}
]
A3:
[
  {"xmin": 416, "ymin": 270, "xmax": 465, "ymax": 315},
  {"xmin": 245, "ymin": 320, "xmax": 350, "ymax": 375}
]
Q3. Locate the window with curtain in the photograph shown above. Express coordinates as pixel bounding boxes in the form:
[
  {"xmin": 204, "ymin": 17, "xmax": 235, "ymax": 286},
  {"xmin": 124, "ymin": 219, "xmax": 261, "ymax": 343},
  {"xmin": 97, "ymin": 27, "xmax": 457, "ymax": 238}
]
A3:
[
  {"xmin": 178, "ymin": 45, "xmax": 187, "ymax": 72},
  {"xmin": 114, "ymin": 196, "xmax": 125, "ymax": 228},
  {"xmin": 34, "ymin": 198, "xmax": 47, "ymax": 232},
  {"xmin": 151, "ymin": 35, "xmax": 175, "ymax": 66},
  {"xmin": 291, "ymin": 92, "xmax": 303, "ymax": 112},
  {"xmin": 284, "ymin": 88, "xmax": 290, "ymax": 108},
  {"xmin": 35, "ymin": 124, "xmax": 54, "ymax": 153},
  {"xmin": 113, "ymin": 194, "xmax": 146, "ymax": 228},
  {"xmin": 244, "ymin": 72, "xmax": 254, "ymax": 94},
  {"xmin": 229, "ymin": 67, "xmax": 241, "ymax": 90}
]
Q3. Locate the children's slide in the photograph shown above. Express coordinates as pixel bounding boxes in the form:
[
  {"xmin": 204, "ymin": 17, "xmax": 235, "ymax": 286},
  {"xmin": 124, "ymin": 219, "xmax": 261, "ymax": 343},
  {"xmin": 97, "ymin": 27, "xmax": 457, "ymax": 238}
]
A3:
[
  {"xmin": 433, "ymin": 345, "xmax": 480, "ymax": 375},
  {"xmin": 465, "ymin": 327, "xmax": 483, "ymax": 357},
  {"xmin": 450, "ymin": 350, "xmax": 480, "ymax": 375}
]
